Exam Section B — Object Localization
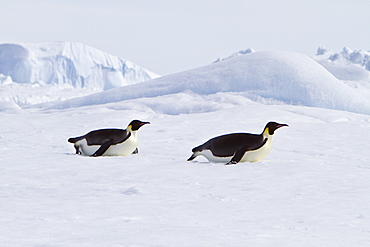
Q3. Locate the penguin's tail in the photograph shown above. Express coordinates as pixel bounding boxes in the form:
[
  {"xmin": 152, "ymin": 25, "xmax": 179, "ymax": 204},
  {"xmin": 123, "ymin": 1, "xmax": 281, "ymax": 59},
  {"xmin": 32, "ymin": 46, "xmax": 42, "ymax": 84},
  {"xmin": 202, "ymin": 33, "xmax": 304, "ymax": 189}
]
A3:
[
  {"xmin": 68, "ymin": 136, "xmax": 83, "ymax": 143},
  {"xmin": 187, "ymin": 145, "xmax": 204, "ymax": 161},
  {"xmin": 191, "ymin": 145, "xmax": 203, "ymax": 153},
  {"xmin": 187, "ymin": 153, "xmax": 197, "ymax": 161}
]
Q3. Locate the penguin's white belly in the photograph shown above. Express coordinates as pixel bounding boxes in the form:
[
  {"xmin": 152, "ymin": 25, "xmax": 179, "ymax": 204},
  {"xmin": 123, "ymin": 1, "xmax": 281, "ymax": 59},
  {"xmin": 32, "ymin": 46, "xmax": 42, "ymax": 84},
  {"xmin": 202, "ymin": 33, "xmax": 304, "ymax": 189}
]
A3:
[
  {"xmin": 198, "ymin": 137, "xmax": 273, "ymax": 163},
  {"xmin": 239, "ymin": 140, "xmax": 273, "ymax": 162},
  {"xmin": 198, "ymin": 150, "xmax": 231, "ymax": 163},
  {"xmin": 76, "ymin": 137, "xmax": 138, "ymax": 156}
]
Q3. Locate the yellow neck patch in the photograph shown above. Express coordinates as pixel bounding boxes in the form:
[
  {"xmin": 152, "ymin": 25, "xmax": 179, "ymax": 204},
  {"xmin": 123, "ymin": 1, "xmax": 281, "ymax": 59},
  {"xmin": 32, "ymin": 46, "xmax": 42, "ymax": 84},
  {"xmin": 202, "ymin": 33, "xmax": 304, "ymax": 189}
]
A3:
[{"xmin": 263, "ymin": 127, "xmax": 273, "ymax": 136}]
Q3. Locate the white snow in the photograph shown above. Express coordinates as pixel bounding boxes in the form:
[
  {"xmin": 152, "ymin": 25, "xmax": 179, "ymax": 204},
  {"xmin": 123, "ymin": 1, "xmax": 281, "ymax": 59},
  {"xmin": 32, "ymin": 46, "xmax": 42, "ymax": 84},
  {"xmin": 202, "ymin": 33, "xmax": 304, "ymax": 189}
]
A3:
[
  {"xmin": 313, "ymin": 47, "xmax": 370, "ymax": 82},
  {"xmin": 0, "ymin": 42, "xmax": 159, "ymax": 108},
  {"xmin": 213, "ymin": 48, "xmax": 255, "ymax": 62},
  {"xmin": 1, "ymin": 47, "xmax": 370, "ymax": 246},
  {"xmin": 312, "ymin": 47, "xmax": 370, "ymax": 99},
  {"xmin": 41, "ymin": 51, "xmax": 370, "ymax": 115},
  {"xmin": 0, "ymin": 42, "xmax": 159, "ymax": 89}
]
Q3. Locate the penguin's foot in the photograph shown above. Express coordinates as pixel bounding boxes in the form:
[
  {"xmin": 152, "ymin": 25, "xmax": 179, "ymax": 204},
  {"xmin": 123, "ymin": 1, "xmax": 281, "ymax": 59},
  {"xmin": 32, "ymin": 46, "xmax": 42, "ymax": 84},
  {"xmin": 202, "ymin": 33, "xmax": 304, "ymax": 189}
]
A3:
[
  {"xmin": 225, "ymin": 161, "xmax": 238, "ymax": 165},
  {"xmin": 74, "ymin": 145, "xmax": 82, "ymax": 155}
]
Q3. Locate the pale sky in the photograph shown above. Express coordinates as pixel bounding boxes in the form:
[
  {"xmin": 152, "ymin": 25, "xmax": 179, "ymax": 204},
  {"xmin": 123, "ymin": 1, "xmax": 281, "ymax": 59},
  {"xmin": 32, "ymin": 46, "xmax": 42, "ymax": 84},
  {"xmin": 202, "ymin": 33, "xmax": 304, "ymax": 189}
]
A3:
[{"xmin": 1, "ymin": 0, "xmax": 369, "ymax": 75}]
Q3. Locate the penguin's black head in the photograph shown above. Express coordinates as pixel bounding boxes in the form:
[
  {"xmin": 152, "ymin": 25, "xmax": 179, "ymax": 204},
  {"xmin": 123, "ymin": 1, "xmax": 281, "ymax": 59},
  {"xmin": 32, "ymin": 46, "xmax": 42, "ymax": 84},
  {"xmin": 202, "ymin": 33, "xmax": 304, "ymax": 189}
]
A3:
[
  {"xmin": 128, "ymin": 120, "xmax": 150, "ymax": 131},
  {"xmin": 264, "ymin": 121, "xmax": 288, "ymax": 135}
]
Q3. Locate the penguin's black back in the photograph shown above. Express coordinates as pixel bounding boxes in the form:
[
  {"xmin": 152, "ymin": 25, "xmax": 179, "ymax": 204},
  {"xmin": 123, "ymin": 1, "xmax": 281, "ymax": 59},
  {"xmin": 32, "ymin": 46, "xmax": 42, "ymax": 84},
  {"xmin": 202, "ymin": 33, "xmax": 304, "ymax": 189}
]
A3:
[
  {"xmin": 68, "ymin": 129, "xmax": 130, "ymax": 145},
  {"xmin": 193, "ymin": 133, "xmax": 265, "ymax": 157}
]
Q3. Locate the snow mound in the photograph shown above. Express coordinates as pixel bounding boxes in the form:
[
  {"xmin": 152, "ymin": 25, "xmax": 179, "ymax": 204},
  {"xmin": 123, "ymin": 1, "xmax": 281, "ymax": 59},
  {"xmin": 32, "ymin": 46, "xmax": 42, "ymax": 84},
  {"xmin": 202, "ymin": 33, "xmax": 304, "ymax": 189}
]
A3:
[
  {"xmin": 313, "ymin": 47, "xmax": 370, "ymax": 81},
  {"xmin": 45, "ymin": 51, "xmax": 370, "ymax": 115},
  {"xmin": 0, "ymin": 42, "xmax": 158, "ymax": 90},
  {"xmin": 213, "ymin": 48, "xmax": 255, "ymax": 63}
]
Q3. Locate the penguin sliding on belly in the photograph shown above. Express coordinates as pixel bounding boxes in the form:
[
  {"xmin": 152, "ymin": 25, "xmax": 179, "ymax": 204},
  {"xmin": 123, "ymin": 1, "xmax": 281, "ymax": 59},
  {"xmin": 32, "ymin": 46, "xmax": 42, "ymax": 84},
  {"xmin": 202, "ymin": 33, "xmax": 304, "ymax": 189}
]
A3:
[
  {"xmin": 68, "ymin": 120, "xmax": 150, "ymax": 157},
  {"xmin": 187, "ymin": 122, "xmax": 288, "ymax": 165}
]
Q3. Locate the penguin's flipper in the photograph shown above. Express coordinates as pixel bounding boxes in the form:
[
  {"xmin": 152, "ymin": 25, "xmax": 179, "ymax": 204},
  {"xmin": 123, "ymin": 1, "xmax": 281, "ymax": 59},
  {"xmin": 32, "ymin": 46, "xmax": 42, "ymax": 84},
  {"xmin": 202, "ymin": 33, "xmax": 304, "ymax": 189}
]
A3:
[
  {"xmin": 91, "ymin": 140, "xmax": 113, "ymax": 157},
  {"xmin": 226, "ymin": 146, "xmax": 250, "ymax": 165},
  {"xmin": 226, "ymin": 138, "xmax": 268, "ymax": 165},
  {"xmin": 68, "ymin": 136, "xmax": 84, "ymax": 143},
  {"xmin": 132, "ymin": 148, "xmax": 139, "ymax": 154}
]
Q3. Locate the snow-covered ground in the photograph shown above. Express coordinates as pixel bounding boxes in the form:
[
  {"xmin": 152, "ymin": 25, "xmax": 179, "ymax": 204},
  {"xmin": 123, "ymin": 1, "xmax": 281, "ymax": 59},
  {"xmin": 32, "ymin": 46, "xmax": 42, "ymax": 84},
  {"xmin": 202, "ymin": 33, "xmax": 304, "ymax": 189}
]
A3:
[{"xmin": 1, "ymin": 49, "xmax": 370, "ymax": 246}]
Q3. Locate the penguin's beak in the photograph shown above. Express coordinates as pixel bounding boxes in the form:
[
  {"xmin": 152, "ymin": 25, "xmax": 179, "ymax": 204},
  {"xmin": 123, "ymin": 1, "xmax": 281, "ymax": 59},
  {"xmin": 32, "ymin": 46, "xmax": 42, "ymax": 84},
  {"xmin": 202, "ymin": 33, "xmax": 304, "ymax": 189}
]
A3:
[
  {"xmin": 140, "ymin": 121, "xmax": 150, "ymax": 126},
  {"xmin": 276, "ymin": 123, "xmax": 288, "ymax": 128}
]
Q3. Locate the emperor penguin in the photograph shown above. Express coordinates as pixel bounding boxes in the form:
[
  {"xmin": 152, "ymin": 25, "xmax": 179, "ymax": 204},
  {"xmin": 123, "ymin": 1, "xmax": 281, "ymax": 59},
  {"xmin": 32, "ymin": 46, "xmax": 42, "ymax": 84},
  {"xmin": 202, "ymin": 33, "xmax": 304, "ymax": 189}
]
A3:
[
  {"xmin": 187, "ymin": 121, "xmax": 288, "ymax": 165},
  {"xmin": 68, "ymin": 120, "xmax": 150, "ymax": 157}
]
